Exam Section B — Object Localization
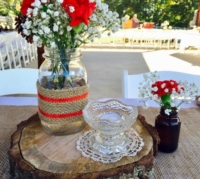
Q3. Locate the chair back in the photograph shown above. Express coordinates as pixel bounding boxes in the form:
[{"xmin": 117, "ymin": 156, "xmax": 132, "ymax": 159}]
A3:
[
  {"xmin": 0, "ymin": 68, "xmax": 38, "ymax": 96},
  {"xmin": 122, "ymin": 70, "xmax": 200, "ymax": 98},
  {"xmin": 0, "ymin": 34, "xmax": 11, "ymax": 69}
]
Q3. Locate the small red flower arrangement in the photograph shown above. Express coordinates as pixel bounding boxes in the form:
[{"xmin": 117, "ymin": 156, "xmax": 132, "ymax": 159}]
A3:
[
  {"xmin": 20, "ymin": 0, "xmax": 96, "ymax": 27},
  {"xmin": 151, "ymin": 80, "xmax": 185, "ymax": 113},
  {"xmin": 7, "ymin": 0, "xmax": 124, "ymax": 49},
  {"xmin": 151, "ymin": 80, "xmax": 184, "ymax": 98},
  {"xmin": 139, "ymin": 72, "xmax": 199, "ymax": 115}
]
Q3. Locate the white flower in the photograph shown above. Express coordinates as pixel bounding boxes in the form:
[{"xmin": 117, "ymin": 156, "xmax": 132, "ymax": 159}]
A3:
[
  {"xmin": 24, "ymin": 20, "xmax": 32, "ymax": 29},
  {"xmin": 47, "ymin": 9, "xmax": 52, "ymax": 14},
  {"xmin": 37, "ymin": 40, "xmax": 43, "ymax": 47},
  {"xmin": 69, "ymin": 6, "xmax": 75, "ymax": 13},
  {"xmin": 90, "ymin": 14, "xmax": 97, "ymax": 21},
  {"xmin": 27, "ymin": 8, "xmax": 33, "ymax": 16},
  {"xmin": 54, "ymin": 11, "xmax": 59, "ymax": 16},
  {"xmin": 165, "ymin": 109, "xmax": 172, "ymax": 115},
  {"xmin": 170, "ymin": 102, "xmax": 176, "ymax": 107},
  {"xmin": 38, "ymin": 29, "xmax": 44, "ymax": 35},
  {"xmin": 41, "ymin": 0, "xmax": 47, "ymax": 3},
  {"xmin": 88, "ymin": 35, "xmax": 94, "ymax": 41},
  {"xmin": 164, "ymin": 88, "xmax": 169, "ymax": 93},
  {"xmin": 152, "ymin": 86, "xmax": 158, "ymax": 92},
  {"xmin": 48, "ymin": 4, "xmax": 53, "ymax": 8},
  {"xmin": 153, "ymin": 94, "xmax": 158, "ymax": 100},
  {"xmin": 59, "ymin": 31, "xmax": 63, "ymax": 35},
  {"xmin": 23, "ymin": 29, "xmax": 30, "ymax": 36},
  {"xmin": 93, "ymin": 28, "xmax": 98, "ymax": 33},
  {"xmin": 33, "ymin": 8, "xmax": 39, "ymax": 16},
  {"xmin": 88, "ymin": 27, "xmax": 93, "ymax": 33},
  {"xmin": 67, "ymin": 26, "xmax": 72, "ymax": 31},
  {"xmin": 57, "ymin": 0, "xmax": 63, "ymax": 3},
  {"xmin": 96, "ymin": 0, "xmax": 101, "ymax": 5},
  {"xmin": 33, "ymin": 0, "xmax": 41, "ymax": 7},
  {"xmin": 41, "ymin": 12, "xmax": 46, "ymax": 18},
  {"xmin": 50, "ymin": 42, "xmax": 56, "ymax": 48},
  {"xmin": 53, "ymin": 24, "xmax": 58, "ymax": 32},
  {"xmin": 33, "ymin": 35, "xmax": 40, "ymax": 42},
  {"xmin": 43, "ymin": 27, "xmax": 50, "ymax": 33},
  {"xmin": 113, "ymin": 12, "xmax": 119, "ymax": 17},
  {"xmin": 161, "ymin": 83, "xmax": 166, "ymax": 88},
  {"xmin": 84, "ymin": 25, "xmax": 88, "ymax": 30},
  {"xmin": 107, "ymin": 11, "xmax": 113, "ymax": 17}
]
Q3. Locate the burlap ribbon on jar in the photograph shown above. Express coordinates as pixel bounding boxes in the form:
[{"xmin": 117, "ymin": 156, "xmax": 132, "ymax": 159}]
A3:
[{"xmin": 37, "ymin": 81, "xmax": 89, "ymax": 135}]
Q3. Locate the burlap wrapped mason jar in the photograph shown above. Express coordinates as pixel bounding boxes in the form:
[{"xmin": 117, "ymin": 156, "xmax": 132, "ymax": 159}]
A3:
[{"xmin": 37, "ymin": 81, "xmax": 89, "ymax": 136}]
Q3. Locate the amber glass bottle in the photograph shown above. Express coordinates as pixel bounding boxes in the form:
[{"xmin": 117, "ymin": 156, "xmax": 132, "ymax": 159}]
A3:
[{"xmin": 155, "ymin": 108, "xmax": 181, "ymax": 153}]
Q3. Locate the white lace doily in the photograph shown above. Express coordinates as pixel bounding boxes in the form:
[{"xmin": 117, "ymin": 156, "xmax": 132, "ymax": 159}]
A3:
[{"xmin": 77, "ymin": 129, "xmax": 144, "ymax": 163}]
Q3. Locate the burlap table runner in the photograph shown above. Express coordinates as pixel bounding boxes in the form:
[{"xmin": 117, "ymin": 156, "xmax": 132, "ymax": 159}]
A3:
[{"xmin": 0, "ymin": 106, "xmax": 200, "ymax": 179}]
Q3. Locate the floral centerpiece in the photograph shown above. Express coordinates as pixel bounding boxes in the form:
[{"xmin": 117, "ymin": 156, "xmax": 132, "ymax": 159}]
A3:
[
  {"xmin": 7, "ymin": 0, "xmax": 125, "ymax": 88},
  {"xmin": 19, "ymin": 0, "xmax": 124, "ymax": 48},
  {"xmin": 139, "ymin": 71, "xmax": 199, "ymax": 153},
  {"xmin": 4, "ymin": 0, "xmax": 126, "ymax": 135},
  {"xmin": 139, "ymin": 72, "xmax": 199, "ymax": 115}
]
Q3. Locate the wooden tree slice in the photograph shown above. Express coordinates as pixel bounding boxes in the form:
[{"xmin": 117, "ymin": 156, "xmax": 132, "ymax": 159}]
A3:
[{"xmin": 9, "ymin": 113, "xmax": 159, "ymax": 179}]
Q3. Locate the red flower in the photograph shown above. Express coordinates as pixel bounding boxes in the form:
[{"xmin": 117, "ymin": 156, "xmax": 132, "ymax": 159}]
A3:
[
  {"xmin": 20, "ymin": 0, "xmax": 35, "ymax": 16},
  {"xmin": 62, "ymin": 0, "xmax": 96, "ymax": 27},
  {"xmin": 151, "ymin": 80, "xmax": 184, "ymax": 98}
]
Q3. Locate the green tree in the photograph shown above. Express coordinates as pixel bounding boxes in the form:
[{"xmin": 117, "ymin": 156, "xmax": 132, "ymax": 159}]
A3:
[
  {"xmin": 169, "ymin": 0, "xmax": 198, "ymax": 27},
  {"xmin": 104, "ymin": 0, "xmax": 198, "ymax": 28},
  {"xmin": 0, "ymin": 0, "xmax": 21, "ymax": 16}
]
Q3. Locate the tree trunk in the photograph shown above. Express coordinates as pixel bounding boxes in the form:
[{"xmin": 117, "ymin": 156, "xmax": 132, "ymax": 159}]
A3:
[
  {"xmin": 196, "ymin": 0, "xmax": 200, "ymax": 26},
  {"xmin": 9, "ymin": 114, "xmax": 159, "ymax": 179},
  {"xmin": 37, "ymin": 46, "xmax": 45, "ymax": 69}
]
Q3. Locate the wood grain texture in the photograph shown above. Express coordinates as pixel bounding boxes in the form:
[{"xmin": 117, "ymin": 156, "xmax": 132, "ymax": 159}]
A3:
[{"xmin": 9, "ymin": 113, "xmax": 159, "ymax": 179}]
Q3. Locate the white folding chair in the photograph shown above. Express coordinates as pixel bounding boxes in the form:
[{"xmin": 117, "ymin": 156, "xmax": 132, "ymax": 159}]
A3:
[
  {"xmin": 28, "ymin": 43, "xmax": 37, "ymax": 62},
  {"xmin": 111, "ymin": 30, "xmax": 126, "ymax": 47},
  {"xmin": 131, "ymin": 29, "xmax": 143, "ymax": 48},
  {"xmin": 140, "ymin": 29, "xmax": 157, "ymax": 49},
  {"xmin": 18, "ymin": 36, "xmax": 31, "ymax": 67},
  {"xmin": 124, "ymin": 29, "xmax": 134, "ymax": 46},
  {"xmin": 7, "ymin": 33, "xmax": 22, "ymax": 68},
  {"xmin": 0, "ymin": 68, "xmax": 38, "ymax": 96},
  {"xmin": 156, "ymin": 31, "xmax": 173, "ymax": 49},
  {"xmin": 122, "ymin": 70, "xmax": 200, "ymax": 98},
  {"xmin": 0, "ymin": 35, "xmax": 12, "ymax": 70}
]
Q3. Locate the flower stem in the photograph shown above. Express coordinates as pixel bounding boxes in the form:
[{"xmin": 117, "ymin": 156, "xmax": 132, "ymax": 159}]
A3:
[{"xmin": 55, "ymin": 41, "xmax": 73, "ymax": 88}]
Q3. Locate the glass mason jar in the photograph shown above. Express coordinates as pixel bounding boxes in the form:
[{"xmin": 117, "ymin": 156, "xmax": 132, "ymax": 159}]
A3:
[
  {"xmin": 155, "ymin": 108, "xmax": 181, "ymax": 153},
  {"xmin": 39, "ymin": 48, "xmax": 87, "ymax": 89},
  {"xmin": 37, "ymin": 47, "xmax": 88, "ymax": 136}
]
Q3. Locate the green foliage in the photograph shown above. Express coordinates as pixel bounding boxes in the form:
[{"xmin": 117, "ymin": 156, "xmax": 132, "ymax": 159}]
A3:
[
  {"xmin": 1, "ymin": 0, "xmax": 199, "ymax": 28},
  {"xmin": 0, "ymin": 0, "xmax": 21, "ymax": 16},
  {"xmin": 104, "ymin": 0, "xmax": 199, "ymax": 28}
]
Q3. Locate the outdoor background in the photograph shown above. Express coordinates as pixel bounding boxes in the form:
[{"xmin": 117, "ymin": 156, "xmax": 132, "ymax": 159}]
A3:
[{"xmin": 0, "ymin": 0, "xmax": 199, "ymax": 28}]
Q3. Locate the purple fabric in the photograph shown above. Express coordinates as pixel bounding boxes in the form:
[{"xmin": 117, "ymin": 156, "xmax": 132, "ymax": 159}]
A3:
[
  {"xmin": 0, "ymin": 97, "xmax": 38, "ymax": 106},
  {"xmin": 0, "ymin": 97, "xmax": 198, "ymax": 108}
]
